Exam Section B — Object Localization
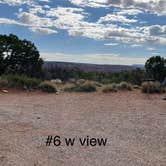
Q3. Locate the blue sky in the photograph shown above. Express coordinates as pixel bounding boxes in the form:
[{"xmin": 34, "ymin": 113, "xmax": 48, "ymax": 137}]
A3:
[{"xmin": 0, "ymin": 0, "xmax": 165, "ymax": 65}]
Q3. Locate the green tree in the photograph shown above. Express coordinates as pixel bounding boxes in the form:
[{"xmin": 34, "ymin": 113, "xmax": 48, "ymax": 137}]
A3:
[
  {"xmin": 0, "ymin": 54, "xmax": 4, "ymax": 75},
  {"xmin": 129, "ymin": 68, "xmax": 146, "ymax": 85},
  {"xmin": 0, "ymin": 34, "xmax": 43, "ymax": 77},
  {"xmin": 145, "ymin": 56, "xmax": 166, "ymax": 82}
]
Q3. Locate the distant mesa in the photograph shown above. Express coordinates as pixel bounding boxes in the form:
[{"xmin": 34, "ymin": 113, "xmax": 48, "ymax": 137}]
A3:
[
  {"xmin": 43, "ymin": 61, "xmax": 144, "ymax": 73},
  {"xmin": 132, "ymin": 64, "xmax": 145, "ymax": 69}
]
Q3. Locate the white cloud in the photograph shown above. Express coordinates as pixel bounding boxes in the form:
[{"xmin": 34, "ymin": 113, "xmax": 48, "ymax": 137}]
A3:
[
  {"xmin": 0, "ymin": 0, "xmax": 32, "ymax": 6},
  {"xmin": 147, "ymin": 47, "xmax": 156, "ymax": 51},
  {"xmin": 152, "ymin": 52, "xmax": 160, "ymax": 55},
  {"xmin": 98, "ymin": 14, "xmax": 138, "ymax": 24},
  {"xmin": 104, "ymin": 43, "xmax": 119, "ymax": 46},
  {"xmin": 69, "ymin": 0, "xmax": 108, "ymax": 8},
  {"xmin": 0, "ymin": 17, "xmax": 21, "ymax": 25},
  {"xmin": 0, "ymin": 0, "xmax": 49, "ymax": 6},
  {"xmin": 69, "ymin": 0, "xmax": 166, "ymax": 15},
  {"xmin": 41, "ymin": 52, "xmax": 147, "ymax": 65},
  {"xmin": 144, "ymin": 25, "xmax": 166, "ymax": 36},
  {"xmin": 29, "ymin": 5, "xmax": 46, "ymax": 14},
  {"xmin": 39, "ymin": 0, "xmax": 49, "ymax": 2},
  {"xmin": 114, "ymin": 8, "xmax": 143, "ymax": 15},
  {"xmin": 0, "ymin": 1, "xmax": 165, "ymax": 45},
  {"xmin": 131, "ymin": 44, "xmax": 142, "ymax": 47},
  {"xmin": 30, "ymin": 27, "xmax": 57, "ymax": 34},
  {"xmin": 46, "ymin": 7, "xmax": 86, "ymax": 30},
  {"xmin": 109, "ymin": 0, "xmax": 166, "ymax": 15},
  {"xmin": 18, "ymin": 12, "xmax": 53, "ymax": 27}
]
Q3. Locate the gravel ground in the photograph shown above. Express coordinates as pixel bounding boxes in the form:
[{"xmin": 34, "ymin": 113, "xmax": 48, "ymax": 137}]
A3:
[{"xmin": 0, "ymin": 90, "xmax": 166, "ymax": 166}]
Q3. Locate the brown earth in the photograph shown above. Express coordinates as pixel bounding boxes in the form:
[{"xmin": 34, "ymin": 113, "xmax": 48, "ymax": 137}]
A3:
[{"xmin": 0, "ymin": 90, "xmax": 166, "ymax": 166}]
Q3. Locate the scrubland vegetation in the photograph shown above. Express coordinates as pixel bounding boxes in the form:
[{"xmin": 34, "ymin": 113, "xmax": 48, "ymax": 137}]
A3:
[
  {"xmin": 0, "ymin": 74, "xmax": 41, "ymax": 89},
  {"xmin": 142, "ymin": 81, "xmax": 165, "ymax": 94},
  {"xmin": 39, "ymin": 81, "xmax": 57, "ymax": 93},
  {"xmin": 0, "ymin": 34, "xmax": 166, "ymax": 94}
]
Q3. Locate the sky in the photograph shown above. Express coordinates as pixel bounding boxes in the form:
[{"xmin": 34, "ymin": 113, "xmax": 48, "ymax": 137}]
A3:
[{"xmin": 0, "ymin": 0, "xmax": 166, "ymax": 65}]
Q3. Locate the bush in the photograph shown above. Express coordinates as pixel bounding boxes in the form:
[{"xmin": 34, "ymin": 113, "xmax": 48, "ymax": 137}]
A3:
[
  {"xmin": 64, "ymin": 85, "xmax": 82, "ymax": 92},
  {"xmin": 93, "ymin": 81, "xmax": 102, "ymax": 87},
  {"xmin": 69, "ymin": 78, "xmax": 76, "ymax": 83},
  {"xmin": 118, "ymin": 82, "xmax": 133, "ymax": 91},
  {"xmin": 39, "ymin": 81, "xmax": 57, "ymax": 93},
  {"xmin": 64, "ymin": 81, "xmax": 96, "ymax": 92},
  {"xmin": 102, "ymin": 83, "xmax": 118, "ymax": 93},
  {"xmin": 133, "ymin": 85, "xmax": 141, "ymax": 89},
  {"xmin": 142, "ymin": 81, "xmax": 165, "ymax": 93},
  {"xmin": 80, "ymin": 81, "xmax": 97, "ymax": 92},
  {"xmin": 76, "ymin": 79, "xmax": 86, "ymax": 85},
  {"xmin": 50, "ymin": 79, "xmax": 62, "ymax": 84},
  {"xmin": 1, "ymin": 74, "xmax": 41, "ymax": 89}
]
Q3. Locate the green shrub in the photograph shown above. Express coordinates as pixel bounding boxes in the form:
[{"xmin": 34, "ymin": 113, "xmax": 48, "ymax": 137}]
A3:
[
  {"xmin": 39, "ymin": 81, "xmax": 57, "ymax": 93},
  {"xmin": 64, "ymin": 85, "xmax": 82, "ymax": 92},
  {"xmin": 64, "ymin": 81, "xmax": 96, "ymax": 92},
  {"xmin": 1, "ymin": 74, "xmax": 41, "ymax": 89},
  {"xmin": 118, "ymin": 81, "xmax": 133, "ymax": 91},
  {"xmin": 142, "ymin": 81, "xmax": 165, "ymax": 93},
  {"xmin": 102, "ymin": 83, "xmax": 118, "ymax": 93}
]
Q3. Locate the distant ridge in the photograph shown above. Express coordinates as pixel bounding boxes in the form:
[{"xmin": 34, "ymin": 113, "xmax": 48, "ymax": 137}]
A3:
[
  {"xmin": 43, "ymin": 61, "xmax": 143, "ymax": 73},
  {"xmin": 132, "ymin": 64, "xmax": 144, "ymax": 68}
]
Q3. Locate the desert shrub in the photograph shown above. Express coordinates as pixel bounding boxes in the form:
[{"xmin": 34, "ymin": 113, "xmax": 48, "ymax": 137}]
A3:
[
  {"xmin": 50, "ymin": 79, "xmax": 62, "ymax": 84},
  {"xmin": 142, "ymin": 81, "xmax": 165, "ymax": 93},
  {"xmin": 76, "ymin": 79, "xmax": 86, "ymax": 85},
  {"xmin": 64, "ymin": 85, "xmax": 82, "ymax": 92},
  {"xmin": 118, "ymin": 81, "xmax": 133, "ymax": 91},
  {"xmin": 69, "ymin": 78, "xmax": 76, "ymax": 83},
  {"xmin": 93, "ymin": 81, "xmax": 102, "ymax": 87},
  {"xmin": 1, "ymin": 74, "xmax": 41, "ymax": 89},
  {"xmin": 133, "ymin": 85, "xmax": 141, "ymax": 89},
  {"xmin": 64, "ymin": 81, "xmax": 96, "ymax": 92},
  {"xmin": 39, "ymin": 81, "xmax": 57, "ymax": 93},
  {"xmin": 80, "ymin": 81, "xmax": 97, "ymax": 92},
  {"xmin": 102, "ymin": 83, "xmax": 118, "ymax": 93},
  {"xmin": 127, "ymin": 84, "xmax": 133, "ymax": 91}
]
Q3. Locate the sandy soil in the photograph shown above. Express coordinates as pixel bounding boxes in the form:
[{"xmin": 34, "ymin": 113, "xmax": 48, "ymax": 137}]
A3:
[{"xmin": 0, "ymin": 90, "xmax": 166, "ymax": 166}]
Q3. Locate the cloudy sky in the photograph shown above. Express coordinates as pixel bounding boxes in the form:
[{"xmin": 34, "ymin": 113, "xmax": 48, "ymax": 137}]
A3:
[{"xmin": 0, "ymin": 0, "xmax": 165, "ymax": 65}]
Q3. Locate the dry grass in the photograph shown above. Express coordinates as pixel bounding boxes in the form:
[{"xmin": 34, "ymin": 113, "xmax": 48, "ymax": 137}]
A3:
[
  {"xmin": 142, "ymin": 81, "xmax": 165, "ymax": 93},
  {"xmin": 102, "ymin": 83, "xmax": 118, "ymax": 93},
  {"xmin": 39, "ymin": 81, "xmax": 57, "ymax": 93}
]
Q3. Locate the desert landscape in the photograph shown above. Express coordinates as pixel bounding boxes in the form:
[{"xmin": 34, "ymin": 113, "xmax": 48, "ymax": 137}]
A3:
[
  {"xmin": 0, "ymin": 90, "xmax": 166, "ymax": 166},
  {"xmin": 0, "ymin": 0, "xmax": 166, "ymax": 165}
]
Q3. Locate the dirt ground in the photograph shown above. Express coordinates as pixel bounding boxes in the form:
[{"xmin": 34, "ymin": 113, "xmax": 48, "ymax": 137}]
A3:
[{"xmin": 0, "ymin": 90, "xmax": 166, "ymax": 166}]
